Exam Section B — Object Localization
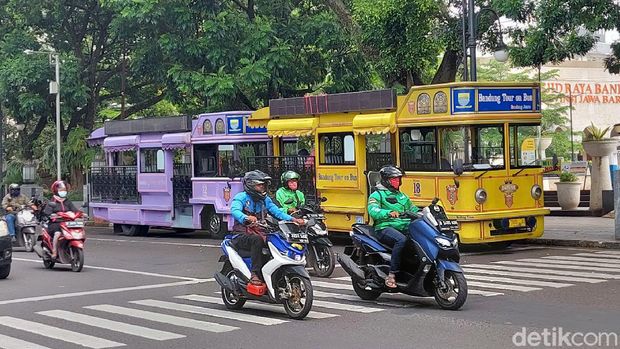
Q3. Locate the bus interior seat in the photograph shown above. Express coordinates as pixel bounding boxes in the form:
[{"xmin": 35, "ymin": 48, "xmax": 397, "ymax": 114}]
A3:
[{"xmin": 367, "ymin": 171, "xmax": 381, "ymax": 193}]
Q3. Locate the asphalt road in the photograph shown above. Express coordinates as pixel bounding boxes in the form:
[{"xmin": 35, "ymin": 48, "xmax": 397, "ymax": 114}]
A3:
[{"xmin": 1, "ymin": 227, "xmax": 619, "ymax": 349}]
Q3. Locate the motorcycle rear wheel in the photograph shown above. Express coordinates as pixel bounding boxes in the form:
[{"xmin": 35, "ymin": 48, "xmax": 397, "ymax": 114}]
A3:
[
  {"xmin": 70, "ymin": 247, "xmax": 85, "ymax": 272},
  {"xmin": 221, "ymin": 269, "xmax": 246, "ymax": 310},
  {"xmin": 352, "ymin": 279, "xmax": 382, "ymax": 300},
  {"xmin": 43, "ymin": 259, "xmax": 55, "ymax": 269},
  {"xmin": 282, "ymin": 275, "xmax": 313, "ymax": 320},
  {"xmin": 433, "ymin": 271, "xmax": 467, "ymax": 310}
]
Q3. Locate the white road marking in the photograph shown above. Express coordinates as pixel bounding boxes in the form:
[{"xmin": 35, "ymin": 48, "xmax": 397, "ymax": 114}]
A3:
[
  {"xmin": 541, "ymin": 256, "xmax": 620, "ymax": 265},
  {"xmin": 573, "ymin": 253, "xmax": 620, "ymax": 260},
  {"xmin": 0, "ymin": 316, "xmax": 124, "ymax": 349},
  {"xmin": 493, "ymin": 261, "xmax": 620, "ymax": 274},
  {"xmin": 180, "ymin": 294, "xmax": 338, "ymax": 319},
  {"xmin": 466, "ymin": 274, "xmax": 572, "ymax": 288},
  {"xmin": 85, "ymin": 305, "xmax": 237, "ymax": 333},
  {"xmin": 332, "ymin": 276, "xmax": 353, "ymax": 281},
  {"xmin": 466, "ymin": 281, "xmax": 541, "ymax": 292},
  {"xmin": 312, "ymin": 281, "xmax": 354, "ymax": 291},
  {"xmin": 513, "ymin": 258, "xmax": 620, "ymax": 272},
  {"xmin": 0, "ymin": 334, "xmax": 51, "ymax": 349},
  {"xmin": 0, "ymin": 280, "xmax": 207, "ymax": 306},
  {"xmin": 312, "ymin": 299, "xmax": 383, "ymax": 313},
  {"xmin": 38, "ymin": 310, "xmax": 185, "ymax": 341},
  {"xmin": 465, "ymin": 264, "xmax": 620, "ymax": 280},
  {"xmin": 131, "ymin": 299, "xmax": 287, "ymax": 325},
  {"xmin": 88, "ymin": 238, "xmax": 221, "ymax": 248},
  {"xmin": 594, "ymin": 251, "xmax": 620, "ymax": 255},
  {"xmin": 12, "ymin": 257, "xmax": 206, "ymax": 281},
  {"xmin": 462, "ymin": 267, "xmax": 605, "ymax": 283}
]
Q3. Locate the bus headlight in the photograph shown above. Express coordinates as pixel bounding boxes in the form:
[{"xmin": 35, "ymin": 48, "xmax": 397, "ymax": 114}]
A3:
[
  {"xmin": 531, "ymin": 185, "xmax": 542, "ymax": 200},
  {"xmin": 475, "ymin": 188, "xmax": 487, "ymax": 204}
]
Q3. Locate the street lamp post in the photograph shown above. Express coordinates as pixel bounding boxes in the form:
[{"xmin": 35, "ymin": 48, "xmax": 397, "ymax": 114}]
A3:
[
  {"xmin": 24, "ymin": 49, "xmax": 61, "ymax": 180},
  {"xmin": 462, "ymin": 1, "xmax": 509, "ymax": 81}
]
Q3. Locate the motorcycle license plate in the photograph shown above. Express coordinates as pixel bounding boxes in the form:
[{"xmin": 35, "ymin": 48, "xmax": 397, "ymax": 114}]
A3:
[
  {"xmin": 288, "ymin": 232, "xmax": 309, "ymax": 243},
  {"xmin": 438, "ymin": 220, "xmax": 459, "ymax": 231},
  {"xmin": 66, "ymin": 221, "xmax": 84, "ymax": 228}
]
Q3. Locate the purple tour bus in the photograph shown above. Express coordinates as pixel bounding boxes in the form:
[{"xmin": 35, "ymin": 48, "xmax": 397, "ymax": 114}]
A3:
[{"xmin": 87, "ymin": 112, "xmax": 269, "ymax": 237}]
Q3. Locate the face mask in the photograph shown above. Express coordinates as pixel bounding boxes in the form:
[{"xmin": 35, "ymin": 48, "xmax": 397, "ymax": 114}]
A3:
[
  {"xmin": 58, "ymin": 191, "xmax": 67, "ymax": 198},
  {"xmin": 288, "ymin": 181, "xmax": 298, "ymax": 191},
  {"xmin": 389, "ymin": 177, "xmax": 401, "ymax": 189}
]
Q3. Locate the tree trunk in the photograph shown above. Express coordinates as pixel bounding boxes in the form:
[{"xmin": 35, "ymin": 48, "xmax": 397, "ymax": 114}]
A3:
[{"xmin": 432, "ymin": 49, "xmax": 461, "ymax": 84}]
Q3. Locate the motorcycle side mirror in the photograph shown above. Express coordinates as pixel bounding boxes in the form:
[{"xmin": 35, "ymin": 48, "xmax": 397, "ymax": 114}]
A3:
[{"xmin": 453, "ymin": 159, "xmax": 464, "ymax": 176}]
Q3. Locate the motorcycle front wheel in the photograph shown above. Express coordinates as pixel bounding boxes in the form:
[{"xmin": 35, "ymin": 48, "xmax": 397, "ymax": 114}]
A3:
[
  {"xmin": 23, "ymin": 233, "xmax": 34, "ymax": 252},
  {"xmin": 70, "ymin": 247, "xmax": 85, "ymax": 272},
  {"xmin": 433, "ymin": 271, "xmax": 467, "ymax": 310},
  {"xmin": 282, "ymin": 275, "xmax": 313, "ymax": 320},
  {"xmin": 309, "ymin": 244, "xmax": 335, "ymax": 278}
]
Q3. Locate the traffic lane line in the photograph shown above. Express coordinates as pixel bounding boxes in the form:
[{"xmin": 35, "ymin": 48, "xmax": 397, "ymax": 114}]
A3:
[{"xmin": 88, "ymin": 237, "xmax": 221, "ymax": 248}]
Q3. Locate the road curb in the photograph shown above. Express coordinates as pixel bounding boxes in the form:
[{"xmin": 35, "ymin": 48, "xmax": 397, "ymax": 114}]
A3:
[{"xmin": 525, "ymin": 238, "xmax": 620, "ymax": 249}]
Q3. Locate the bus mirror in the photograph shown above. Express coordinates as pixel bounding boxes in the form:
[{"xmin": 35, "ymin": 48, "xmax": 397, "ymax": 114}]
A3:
[
  {"xmin": 453, "ymin": 159, "xmax": 464, "ymax": 176},
  {"xmin": 320, "ymin": 197, "xmax": 328, "ymax": 202}
]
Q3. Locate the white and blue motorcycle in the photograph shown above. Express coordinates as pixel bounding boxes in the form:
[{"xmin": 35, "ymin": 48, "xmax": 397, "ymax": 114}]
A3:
[{"xmin": 215, "ymin": 218, "xmax": 314, "ymax": 319}]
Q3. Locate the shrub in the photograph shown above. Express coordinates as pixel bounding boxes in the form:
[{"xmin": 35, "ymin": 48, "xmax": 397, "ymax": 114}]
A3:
[{"xmin": 559, "ymin": 171, "xmax": 578, "ymax": 182}]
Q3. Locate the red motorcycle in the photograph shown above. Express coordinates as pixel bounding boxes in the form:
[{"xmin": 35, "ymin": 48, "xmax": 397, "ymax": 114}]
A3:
[{"xmin": 33, "ymin": 211, "xmax": 86, "ymax": 272}]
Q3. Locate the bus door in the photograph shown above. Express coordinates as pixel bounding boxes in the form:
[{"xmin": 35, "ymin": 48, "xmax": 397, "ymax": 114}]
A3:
[{"xmin": 171, "ymin": 148, "xmax": 193, "ymax": 223}]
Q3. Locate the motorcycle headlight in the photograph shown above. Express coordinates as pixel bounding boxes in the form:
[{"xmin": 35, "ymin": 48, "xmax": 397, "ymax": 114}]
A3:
[
  {"xmin": 531, "ymin": 184, "xmax": 542, "ymax": 200},
  {"xmin": 435, "ymin": 237, "xmax": 453, "ymax": 248},
  {"xmin": 475, "ymin": 188, "xmax": 487, "ymax": 204}
]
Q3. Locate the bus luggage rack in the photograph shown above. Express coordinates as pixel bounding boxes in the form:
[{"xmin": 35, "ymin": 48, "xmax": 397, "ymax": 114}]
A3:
[
  {"xmin": 90, "ymin": 166, "xmax": 140, "ymax": 203},
  {"xmin": 246, "ymin": 156, "xmax": 317, "ymax": 204}
]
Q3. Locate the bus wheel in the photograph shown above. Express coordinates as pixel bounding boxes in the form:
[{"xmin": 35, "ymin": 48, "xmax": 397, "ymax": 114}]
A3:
[
  {"xmin": 120, "ymin": 224, "xmax": 142, "ymax": 236},
  {"xmin": 206, "ymin": 212, "xmax": 226, "ymax": 239}
]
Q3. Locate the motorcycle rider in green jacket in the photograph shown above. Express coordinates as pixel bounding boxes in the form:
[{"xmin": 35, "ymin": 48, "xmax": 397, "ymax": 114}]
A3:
[
  {"xmin": 367, "ymin": 165, "xmax": 419, "ymax": 288},
  {"xmin": 275, "ymin": 171, "xmax": 306, "ymax": 214}
]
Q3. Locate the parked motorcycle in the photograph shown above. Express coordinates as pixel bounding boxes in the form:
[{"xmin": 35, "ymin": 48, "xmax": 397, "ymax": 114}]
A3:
[
  {"xmin": 292, "ymin": 202, "xmax": 334, "ymax": 278},
  {"xmin": 33, "ymin": 211, "xmax": 86, "ymax": 272},
  {"xmin": 338, "ymin": 198, "xmax": 467, "ymax": 310},
  {"xmin": 215, "ymin": 218, "xmax": 314, "ymax": 319},
  {"xmin": 14, "ymin": 204, "xmax": 38, "ymax": 252}
]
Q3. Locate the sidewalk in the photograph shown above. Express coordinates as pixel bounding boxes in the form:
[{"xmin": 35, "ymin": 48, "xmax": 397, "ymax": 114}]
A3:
[{"xmin": 526, "ymin": 215, "xmax": 620, "ymax": 249}]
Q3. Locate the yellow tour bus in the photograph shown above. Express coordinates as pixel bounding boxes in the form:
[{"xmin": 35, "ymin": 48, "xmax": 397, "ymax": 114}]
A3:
[{"xmin": 248, "ymin": 82, "xmax": 549, "ymax": 244}]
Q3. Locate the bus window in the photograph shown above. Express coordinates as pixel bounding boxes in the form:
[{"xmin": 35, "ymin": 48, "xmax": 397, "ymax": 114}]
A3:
[
  {"xmin": 194, "ymin": 144, "xmax": 218, "ymax": 177},
  {"xmin": 194, "ymin": 142, "xmax": 269, "ymax": 177},
  {"xmin": 320, "ymin": 133, "xmax": 355, "ymax": 165},
  {"xmin": 112, "ymin": 150, "xmax": 136, "ymax": 166},
  {"xmin": 140, "ymin": 148, "xmax": 165, "ymax": 173},
  {"xmin": 400, "ymin": 127, "xmax": 437, "ymax": 171},
  {"xmin": 438, "ymin": 125, "xmax": 504, "ymax": 170},
  {"xmin": 367, "ymin": 134, "xmax": 394, "ymax": 171},
  {"xmin": 509, "ymin": 124, "xmax": 541, "ymax": 168},
  {"xmin": 282, "ymin": 137, "xmax": 313, "ymax": 156}
]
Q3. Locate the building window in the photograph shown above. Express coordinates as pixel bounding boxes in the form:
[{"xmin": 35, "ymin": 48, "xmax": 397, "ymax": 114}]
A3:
[
  {"xmin": 400, "ymin": 127, "xmax": 438, "ymax": 171},
  {"xmin": 140, "ymin": 148, "xmax": 165, "ymax": 173},
  {"xmin": 319, "ymin": 133, "xmax": 355, "ymax": 165},
  {"xmin": 203, "ymin": 120, "xmax": 213, "ymax": 135}
]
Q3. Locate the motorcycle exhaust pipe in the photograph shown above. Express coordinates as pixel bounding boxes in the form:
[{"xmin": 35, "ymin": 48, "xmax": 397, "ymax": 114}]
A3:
[
  {"xmin": 337, "ymin": 253, "xmax": 365, "ymax": 281},
  {"xmin": 214, "ymin": 272, "xmax": 235, "ymax": 292},
  {"xmin": 33, "ymin": 244, "xmax": 44, "ymax": 258}
]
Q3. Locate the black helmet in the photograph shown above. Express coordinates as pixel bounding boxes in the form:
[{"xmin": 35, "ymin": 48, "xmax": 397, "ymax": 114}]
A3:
[
  {"xmin": 243, "ymin": 170, "xmax": 272, "ymax": 200},
  {"xmin": 379, "ymin": 165, "xmax": 403, "ymax": 192},
  {"xmin": 9, "ymin": 183, "xmax": 20, "ymax": 197}
]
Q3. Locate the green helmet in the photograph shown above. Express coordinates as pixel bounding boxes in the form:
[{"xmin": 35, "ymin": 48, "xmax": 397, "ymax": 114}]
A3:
[{"xmin": 281, "ymin": 171, "xmax": 300, "ymax": 186}]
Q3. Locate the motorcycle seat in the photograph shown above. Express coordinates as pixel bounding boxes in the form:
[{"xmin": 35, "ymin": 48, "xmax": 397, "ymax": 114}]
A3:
[{"xmin": 352, "ymin": 223, "xmax": 393, "ymax": 251}]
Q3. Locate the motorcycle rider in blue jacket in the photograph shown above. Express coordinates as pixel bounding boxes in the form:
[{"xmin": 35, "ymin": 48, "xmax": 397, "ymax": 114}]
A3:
[{"xmin": 231, "ymin": 170, "xmax": 305, "ymax": 286}]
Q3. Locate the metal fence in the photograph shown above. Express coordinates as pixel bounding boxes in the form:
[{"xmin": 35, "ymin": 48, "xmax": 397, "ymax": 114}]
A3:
[
  {"xmin": 366, "ymin": 152, "xmax": 395, "ymax": 171},
  {"xmin": 90, "ymin": 166, "xmax": 140, "ymax": 203},
  {"xmin": 173, "ymin": 163, "xmax": 192, "ymax": 206}
]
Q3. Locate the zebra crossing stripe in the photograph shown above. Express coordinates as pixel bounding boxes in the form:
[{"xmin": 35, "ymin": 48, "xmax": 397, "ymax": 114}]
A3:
[
  {"xmin": 328, "ymin": 276, "xmax": 503, "ymax": 297},
  {"xmin": 312, "ymin": 299, "xmax": 384, "ymax": 313},
  {"xmin": 38, "ymin": 310, "xmax": 185, "ymax": 341},
  {"xmin": 312, "ymin": 281, "xmax": 354, "ymax": 291},
  {"xmin": 85, "ymin": 305, "xmax": 238, "ymax": 333},
  {"xmin": 465, "ymin": 281, "xmax": 541, "ymax": 292},
  {"xmin": 466, "ymin": 274, "xmax": 572, "ymax": 288},
  {"xmin": 542, "ymin": 256, "xmax": 620, "ymax": 265},
  {"xmin": 493, "ymin": 261, "xmax": 620, "ymax": 274},
  {"xmin": 461, "ymin": 267, "xmax": 606, "ymax": 283},
  {"xmin": 465, "ymin": 264, "xmax": 620, "ymax": 280},
  {"xmin": 0, "ymin": 316, "xmax": 124, "ymax": 349},
  {"xmin": 313, "ymin": 290, "xmax": 413, "ymax": 307},
  {"xmin": 513, "ymin": 258, "xmax": 620, "ymax": 272},
  {"xmin": 130, "ymin": 299, "xmax": 287, "ymax": 325},
  {"xmin": 177, "ymin": 294, "xmax": 339, "ymax": 319},
  {"xmin": 0, "ymin": 334, "xmax": 51, "ymax": 349},
  {"xmin": 594, "ymin": 251, "xmax": 620, "ymax": 255},
  {"xmin": 573, "ymin": 253, "xmax": 620, "ymax": 260}
]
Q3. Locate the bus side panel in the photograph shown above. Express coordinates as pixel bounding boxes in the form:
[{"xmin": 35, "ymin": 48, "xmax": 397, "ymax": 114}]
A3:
[
  {"xmin": 436, "ymin": 177, "xmax": 478, "ymax": 213},
  {"xmin": 316, "ymin": 166, "xmax": 367, "ymax": 232}
]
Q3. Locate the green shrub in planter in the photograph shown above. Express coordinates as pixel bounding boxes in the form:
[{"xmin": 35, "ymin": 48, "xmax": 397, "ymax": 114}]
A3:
[{"xmin": 559, "ymin": 171, "xmax": 578, "ymax": 182}]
